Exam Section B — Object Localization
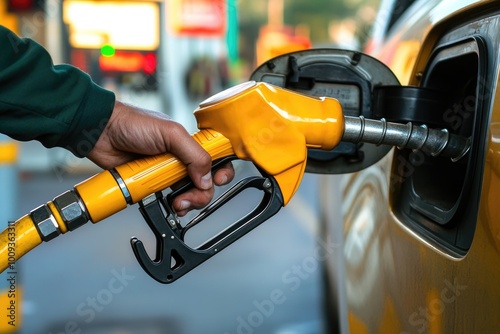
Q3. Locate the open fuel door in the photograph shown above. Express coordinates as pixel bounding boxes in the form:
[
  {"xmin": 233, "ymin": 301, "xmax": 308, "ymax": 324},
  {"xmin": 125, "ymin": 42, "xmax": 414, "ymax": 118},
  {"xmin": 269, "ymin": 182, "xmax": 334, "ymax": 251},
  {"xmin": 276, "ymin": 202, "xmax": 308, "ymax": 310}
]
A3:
[{"xmin": 250, "ymin": 49, "xmax": 401, "ymax": 174}]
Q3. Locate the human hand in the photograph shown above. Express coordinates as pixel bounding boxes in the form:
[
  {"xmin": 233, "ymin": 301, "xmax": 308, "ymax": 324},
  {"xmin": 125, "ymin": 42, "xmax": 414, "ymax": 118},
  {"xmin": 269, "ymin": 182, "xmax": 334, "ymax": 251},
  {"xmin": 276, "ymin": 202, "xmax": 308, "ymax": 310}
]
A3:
[{"xmin": 87, "ymin": 101, "xmax": 234, "ymax": 216}]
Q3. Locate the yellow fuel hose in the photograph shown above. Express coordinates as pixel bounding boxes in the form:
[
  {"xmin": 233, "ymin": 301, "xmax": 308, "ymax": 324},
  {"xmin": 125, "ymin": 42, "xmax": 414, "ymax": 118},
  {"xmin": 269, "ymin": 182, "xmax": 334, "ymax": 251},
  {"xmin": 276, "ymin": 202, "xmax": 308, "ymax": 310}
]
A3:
[
  {"xmin": 0, "ymin": 130, "xmax": 234, "ymax": 272},
  {"xmin": 0, "ymin": 216, "xmax": 41, "ymax": 272}
]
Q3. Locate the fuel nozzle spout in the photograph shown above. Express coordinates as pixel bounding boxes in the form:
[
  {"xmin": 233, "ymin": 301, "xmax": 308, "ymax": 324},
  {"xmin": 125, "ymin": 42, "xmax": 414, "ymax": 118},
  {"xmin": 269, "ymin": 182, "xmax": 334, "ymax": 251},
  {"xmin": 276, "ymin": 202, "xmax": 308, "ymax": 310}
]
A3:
[{"xmin": 342, "ymin": 116, "xmax": 471, "ymax": 162}]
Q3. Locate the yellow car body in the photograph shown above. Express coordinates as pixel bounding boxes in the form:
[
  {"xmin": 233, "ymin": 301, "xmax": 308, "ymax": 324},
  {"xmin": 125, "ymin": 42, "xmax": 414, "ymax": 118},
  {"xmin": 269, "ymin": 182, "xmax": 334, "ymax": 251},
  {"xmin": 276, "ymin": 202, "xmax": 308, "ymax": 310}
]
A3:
[{"xmin": 320, "ymin": 0, "xmax": 500, "ymax": 332}]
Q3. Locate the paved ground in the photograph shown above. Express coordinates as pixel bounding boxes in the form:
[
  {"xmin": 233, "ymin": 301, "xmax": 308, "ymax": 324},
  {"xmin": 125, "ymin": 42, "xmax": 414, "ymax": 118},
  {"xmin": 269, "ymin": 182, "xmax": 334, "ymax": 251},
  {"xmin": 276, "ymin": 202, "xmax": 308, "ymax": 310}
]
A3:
[{"xmin": 14, "ymin": 161, "xmax": 327, "ymax": 334}]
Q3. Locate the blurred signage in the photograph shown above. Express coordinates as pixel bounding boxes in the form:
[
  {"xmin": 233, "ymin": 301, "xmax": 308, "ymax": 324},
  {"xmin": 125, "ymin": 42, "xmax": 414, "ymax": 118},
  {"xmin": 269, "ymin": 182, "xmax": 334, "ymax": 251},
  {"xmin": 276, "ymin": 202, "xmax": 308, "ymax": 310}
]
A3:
[
  {"xmin": 168, "ymin": 0, "xmax": 226, "ymax": 37},
  {"xmin": 256, "ymin": 25, "xmax": 311, "ymax": 65},
  {"xmin": 99, "ymin": 51, "xmax": 157, "ymax": 74},
  {"xmin": 63, "ymin": 1, "xmax": 160, "ymax": 50},
  {"xmin": 7, "ymin": 0, "xmax": 43, "ymax": 12}
]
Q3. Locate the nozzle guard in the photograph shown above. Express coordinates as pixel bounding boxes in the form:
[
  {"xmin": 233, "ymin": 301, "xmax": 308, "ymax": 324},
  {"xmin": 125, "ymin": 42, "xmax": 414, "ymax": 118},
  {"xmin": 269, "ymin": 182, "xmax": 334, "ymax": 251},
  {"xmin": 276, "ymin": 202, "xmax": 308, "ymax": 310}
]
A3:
[{"xmin": 130, "ymin": 157, "xmax": 284, "ymax": 283}]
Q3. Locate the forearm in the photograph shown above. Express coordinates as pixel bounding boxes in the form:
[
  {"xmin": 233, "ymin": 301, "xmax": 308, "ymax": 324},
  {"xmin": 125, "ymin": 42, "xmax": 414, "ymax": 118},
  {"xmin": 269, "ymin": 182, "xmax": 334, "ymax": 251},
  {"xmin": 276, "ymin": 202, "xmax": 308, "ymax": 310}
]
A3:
[{"xmin": 0, "ymin": 25, "xmax": 115, "ymax": 157}]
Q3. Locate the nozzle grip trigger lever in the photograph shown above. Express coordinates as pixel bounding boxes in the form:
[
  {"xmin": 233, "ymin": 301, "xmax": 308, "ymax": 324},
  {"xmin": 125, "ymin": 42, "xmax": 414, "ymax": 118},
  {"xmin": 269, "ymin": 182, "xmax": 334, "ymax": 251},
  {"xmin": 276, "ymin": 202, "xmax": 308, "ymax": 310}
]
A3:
[{"xmin": 130, "ymin": 157, "xmax": 284, "ymax": 284}]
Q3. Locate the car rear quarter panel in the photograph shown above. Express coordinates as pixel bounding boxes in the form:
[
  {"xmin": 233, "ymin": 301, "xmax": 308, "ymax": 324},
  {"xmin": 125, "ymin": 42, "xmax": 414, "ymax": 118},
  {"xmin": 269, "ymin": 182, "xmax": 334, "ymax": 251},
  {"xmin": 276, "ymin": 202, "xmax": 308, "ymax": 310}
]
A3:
[{"xmin": 321, "ymin": 0, "xmax": 500, "ymax": 332}]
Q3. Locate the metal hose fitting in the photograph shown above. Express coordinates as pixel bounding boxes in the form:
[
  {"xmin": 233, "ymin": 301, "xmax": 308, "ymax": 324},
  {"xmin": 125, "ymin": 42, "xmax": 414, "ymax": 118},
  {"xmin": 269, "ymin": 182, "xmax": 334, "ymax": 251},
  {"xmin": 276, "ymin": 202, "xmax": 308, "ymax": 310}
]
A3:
[
  {"xmin": 53, "ymin": 190, "xmax": 89, "ymax": 231},
  {"xmin": 31, "ymin": 205, "xmax": 61, "ymax": 242},
  {"xmin": 342, "ymin": 116, "xmax": 471, "ymax": 162}
]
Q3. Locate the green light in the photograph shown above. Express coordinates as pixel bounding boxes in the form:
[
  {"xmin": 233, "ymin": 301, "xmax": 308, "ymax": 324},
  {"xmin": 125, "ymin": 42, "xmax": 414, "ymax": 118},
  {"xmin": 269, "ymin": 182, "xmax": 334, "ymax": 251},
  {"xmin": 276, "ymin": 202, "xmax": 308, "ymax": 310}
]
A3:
[{"xmin": 100, "ymin": 44, "xmax": 116, "ymax": 57}]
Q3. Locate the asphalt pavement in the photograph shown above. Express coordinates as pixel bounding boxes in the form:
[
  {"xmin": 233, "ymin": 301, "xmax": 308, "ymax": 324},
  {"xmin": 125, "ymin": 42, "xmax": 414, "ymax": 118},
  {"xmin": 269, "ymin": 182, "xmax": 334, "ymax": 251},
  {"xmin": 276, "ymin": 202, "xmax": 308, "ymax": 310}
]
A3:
[{"xmin": 15, "ymin": 161, "xmax": 327, "ymax": 334}]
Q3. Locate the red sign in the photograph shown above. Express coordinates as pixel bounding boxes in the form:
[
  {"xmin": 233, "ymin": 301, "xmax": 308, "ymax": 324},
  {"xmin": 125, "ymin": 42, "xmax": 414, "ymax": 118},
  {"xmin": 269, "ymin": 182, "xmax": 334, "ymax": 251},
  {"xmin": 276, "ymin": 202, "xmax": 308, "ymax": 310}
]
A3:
[
  {"xmin": 168, "ymin": 0, "xmax": 226, "ymax": 37},
  {"xmin": 99, "ymin": 51, "xmax": 157, "ymax": 74},
  {"xmin": 8, "ymin": 0, "xmax": 35, "ymax": 11}
]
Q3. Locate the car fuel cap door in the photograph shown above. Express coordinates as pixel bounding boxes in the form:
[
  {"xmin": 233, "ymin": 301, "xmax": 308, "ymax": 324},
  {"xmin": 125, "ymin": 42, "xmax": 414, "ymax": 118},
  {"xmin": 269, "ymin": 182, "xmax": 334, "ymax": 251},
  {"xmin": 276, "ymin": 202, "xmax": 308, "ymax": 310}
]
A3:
[{"xmin": 250, "ymin": 48, "xmax": 400, "ymax": 174}]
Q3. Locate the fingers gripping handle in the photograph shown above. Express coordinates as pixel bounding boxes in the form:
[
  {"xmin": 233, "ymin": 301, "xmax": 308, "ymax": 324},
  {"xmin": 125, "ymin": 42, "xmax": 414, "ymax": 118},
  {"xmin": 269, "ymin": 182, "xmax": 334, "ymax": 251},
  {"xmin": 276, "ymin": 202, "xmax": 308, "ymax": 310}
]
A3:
[{"xmin": 75, "ymin": 129, "xmax": 234, "ymax": 223}]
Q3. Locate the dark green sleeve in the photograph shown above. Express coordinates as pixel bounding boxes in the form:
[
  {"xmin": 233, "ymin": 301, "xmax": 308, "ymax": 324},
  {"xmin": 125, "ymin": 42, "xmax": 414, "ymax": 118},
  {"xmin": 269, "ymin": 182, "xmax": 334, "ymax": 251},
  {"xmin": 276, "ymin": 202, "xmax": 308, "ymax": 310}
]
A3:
[{"xmin": 0, "ymin": 25, "xmax": 116, "ymax": 157}]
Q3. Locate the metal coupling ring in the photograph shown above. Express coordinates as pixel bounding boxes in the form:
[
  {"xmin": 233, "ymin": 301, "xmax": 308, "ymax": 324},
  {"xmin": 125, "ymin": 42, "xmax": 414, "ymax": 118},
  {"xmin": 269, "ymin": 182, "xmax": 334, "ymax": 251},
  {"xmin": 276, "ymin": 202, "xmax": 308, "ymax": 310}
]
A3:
[
  {"xmin": 30, "ymin": 205, "xmax": 60, "ymax": 242},
  {"xmin": 53, "ymin": 190, "xmax": 89, "ymax": 231}
]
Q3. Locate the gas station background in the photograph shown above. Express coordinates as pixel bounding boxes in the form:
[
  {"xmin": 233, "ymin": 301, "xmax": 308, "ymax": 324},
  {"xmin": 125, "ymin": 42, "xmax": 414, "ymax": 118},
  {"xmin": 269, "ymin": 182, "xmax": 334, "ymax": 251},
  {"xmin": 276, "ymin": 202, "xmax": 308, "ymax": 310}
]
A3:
[
  {"xmin": 1, "ymin": 0, "xmax": 378, "ymax": 172},
  {"xmin": 0, "ymin": 1, "xmax": 379, "ymax": 333}
]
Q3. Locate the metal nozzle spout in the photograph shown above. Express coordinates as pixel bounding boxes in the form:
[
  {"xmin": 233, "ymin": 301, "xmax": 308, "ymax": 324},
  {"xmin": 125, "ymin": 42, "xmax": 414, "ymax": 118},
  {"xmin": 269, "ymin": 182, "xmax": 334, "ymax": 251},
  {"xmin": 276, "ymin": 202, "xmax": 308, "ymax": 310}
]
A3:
[{"xmin": 342, "ymin": 116, "xmax": 471, "ymax": 162}]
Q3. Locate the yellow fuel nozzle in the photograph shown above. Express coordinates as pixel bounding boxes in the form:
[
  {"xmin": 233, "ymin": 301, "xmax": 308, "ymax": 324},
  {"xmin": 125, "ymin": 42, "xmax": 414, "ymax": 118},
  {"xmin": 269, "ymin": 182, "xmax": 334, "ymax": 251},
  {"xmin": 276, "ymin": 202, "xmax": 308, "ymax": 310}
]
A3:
[{"xmin": 194, "ymin": 81, "xmax": 344, "ymax": 204}]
